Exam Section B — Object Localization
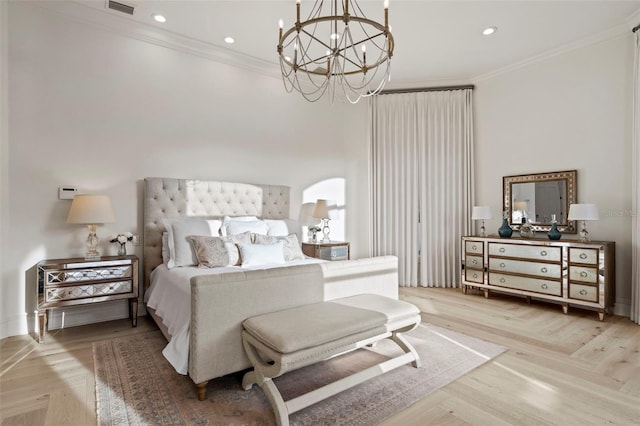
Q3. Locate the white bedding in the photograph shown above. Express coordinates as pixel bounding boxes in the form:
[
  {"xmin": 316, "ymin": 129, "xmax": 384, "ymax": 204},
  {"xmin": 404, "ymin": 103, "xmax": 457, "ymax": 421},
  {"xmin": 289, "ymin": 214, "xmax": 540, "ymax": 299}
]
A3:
[{"xmin": 145, "ymin": 259, "xmax": 325, "ymax": 374}]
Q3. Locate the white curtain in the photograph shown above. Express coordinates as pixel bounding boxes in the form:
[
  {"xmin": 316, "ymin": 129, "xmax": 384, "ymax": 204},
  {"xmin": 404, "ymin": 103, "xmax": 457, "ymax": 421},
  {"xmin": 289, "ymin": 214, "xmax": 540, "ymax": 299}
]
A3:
[
  {"xmin": 370, "ymin": 89, "xmax": 474, "ymax": 287},
  {"xmin": 631, "ymin": 28, "xmax": 640, "ymax": 325}
]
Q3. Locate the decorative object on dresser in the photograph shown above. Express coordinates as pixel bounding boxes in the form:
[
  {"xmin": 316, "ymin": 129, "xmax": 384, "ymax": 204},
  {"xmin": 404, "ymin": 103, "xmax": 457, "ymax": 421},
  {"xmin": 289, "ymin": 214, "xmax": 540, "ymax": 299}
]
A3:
[
  {"xmin": 313, "ymin": 199, "xmax": 334, "ymax": 242},
  {"xmin": 110, "ymin": 232, "xmax": 134, "ymax": 256},
  {"xmin": 498, "ymin": 210, "xmax": 513, "ymax": 238},
  {"xmin": 299, "ymin": 202, "xmax": 321, "ymax": 242},
  {"xmin": 471, "ymin": 206, "xmax": 492, "ymax": 237},
  {"xmin": 37, "ymin": 255, "xmax": 138, "ymax": 342},
  {"xmin": 503, "ymin": 170, "xmax": 577, "ymax": 234},
  {"xmin": 302, "ymin": 240, "xmax": 350, "ymax": 261},
  {"xmin": 66, "ymin": 194, "xmax": 116, "ymax": 260},
  {"xmin": 547, "ymin": 214, "xmax": 562, "ymax": 240},
  {"xmin": 519, "ymin": 217, "xmax": 535, "ymax": 238},
  {"xmin": 461, "ymin": 237, "xmax": 615, "ymax": 321},
  {"xmin": 568, "ymin": 203, "xmax": 599, "ymax": 243}
]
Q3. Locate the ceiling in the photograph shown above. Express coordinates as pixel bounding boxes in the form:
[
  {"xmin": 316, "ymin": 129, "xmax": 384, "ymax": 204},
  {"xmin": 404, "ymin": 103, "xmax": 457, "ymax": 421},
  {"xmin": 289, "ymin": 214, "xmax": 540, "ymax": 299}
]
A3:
[{"xmin": 69, "ymin": 1, "xmax": 640, "ymax": 87}]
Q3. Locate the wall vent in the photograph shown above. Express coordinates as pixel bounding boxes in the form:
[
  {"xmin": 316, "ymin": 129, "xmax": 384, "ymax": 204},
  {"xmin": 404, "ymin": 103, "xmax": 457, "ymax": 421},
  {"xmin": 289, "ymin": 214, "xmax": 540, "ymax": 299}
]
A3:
[{"xmin": 108, "ymin": 0, "xmax": 135, "ymax": 15}]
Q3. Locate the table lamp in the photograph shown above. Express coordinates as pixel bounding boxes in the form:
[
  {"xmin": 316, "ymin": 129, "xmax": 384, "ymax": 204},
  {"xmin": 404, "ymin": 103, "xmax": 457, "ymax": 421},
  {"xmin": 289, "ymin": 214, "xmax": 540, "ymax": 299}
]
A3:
[
  {"xmin": 299, "ymin": 202, "xmax": 321, "ymax": 242},
  {"xmin": 472, "ymin": 206, "xmax": 492, "ymax": 237},
  {"xmin": 313, "ymin": 199, "xmax": 333, "ymax": 242},
  {"xmin": 568, "ymin": 203, "xmax": 599, "ymax": 243},
  {"xmin": 67, "ymin": 194, "xmax": 116, "ymax": 260}
]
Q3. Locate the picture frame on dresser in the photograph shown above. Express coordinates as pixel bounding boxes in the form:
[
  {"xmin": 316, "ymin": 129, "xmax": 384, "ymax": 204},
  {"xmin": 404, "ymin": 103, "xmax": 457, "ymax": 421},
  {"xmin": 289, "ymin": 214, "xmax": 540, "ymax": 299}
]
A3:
[{"xmin": 460, "ymin": 236, "xmax": 615, "ymax": 321}]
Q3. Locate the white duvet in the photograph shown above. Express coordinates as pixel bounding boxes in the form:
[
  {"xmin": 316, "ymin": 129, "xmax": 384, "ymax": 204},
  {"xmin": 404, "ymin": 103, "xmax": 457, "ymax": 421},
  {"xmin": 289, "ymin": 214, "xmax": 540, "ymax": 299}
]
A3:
[{"xmin": 144, "ymin": 259, "xmax": 325, "ymax": 374}]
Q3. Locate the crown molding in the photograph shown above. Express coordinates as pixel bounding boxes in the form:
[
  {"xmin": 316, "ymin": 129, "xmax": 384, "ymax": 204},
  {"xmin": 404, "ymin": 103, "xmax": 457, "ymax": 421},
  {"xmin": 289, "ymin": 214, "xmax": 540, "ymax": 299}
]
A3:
[
  {"xmin": 471, "ymin": 21, "xmax": 632, "ymax": 83},
  {"xmin": 25, "ymin": 1, "xmax": 282, "ymax": 80}
]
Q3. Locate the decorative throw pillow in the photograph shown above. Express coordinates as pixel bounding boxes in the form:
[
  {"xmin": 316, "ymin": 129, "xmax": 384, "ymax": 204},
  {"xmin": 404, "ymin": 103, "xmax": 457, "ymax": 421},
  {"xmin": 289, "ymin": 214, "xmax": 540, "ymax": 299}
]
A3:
[
  {"xmin": 237, "ymin": 242, "xmax": 286, "ymax": 266},
  {"xmin": 253, "ymin": 233, "xmax": 305, "ymax": 261},
  {"xmin": 161, "ymin": 232, "xmax": 169, "ymax": 265},
  {"xmin": 187, "ymin": 232, "xmax": 252, "ymax": 268},
  {"xmin": 222, "ymin": 220, "xmax": 269, "ymax": 237}
]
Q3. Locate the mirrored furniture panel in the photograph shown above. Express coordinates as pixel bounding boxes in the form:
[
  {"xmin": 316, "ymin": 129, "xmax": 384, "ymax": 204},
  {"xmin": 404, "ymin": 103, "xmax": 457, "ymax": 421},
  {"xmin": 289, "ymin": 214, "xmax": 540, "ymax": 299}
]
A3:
[
  {"xmin": 461, "ymin": 236, "xmax": 615, "ymax": 321},
  {"xmin": 37, "ymin": 255, "xmax": 139, "ymax": 342},
  {"xmin": 503, "ymin": 170, "xmax": 577, "ymax": 233}
]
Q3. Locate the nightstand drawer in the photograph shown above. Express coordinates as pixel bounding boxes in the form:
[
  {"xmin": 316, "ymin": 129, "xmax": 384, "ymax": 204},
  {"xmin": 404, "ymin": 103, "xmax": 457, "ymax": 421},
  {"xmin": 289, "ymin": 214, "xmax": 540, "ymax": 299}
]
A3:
[
  {"xmin": 45, "ymin": 280, "xmax": 133, "ymax": 302},
  {"xmin": 44, "ymin": 264, "xmax": 133, "ymax": 286},
  {"xmin": 318, "ymin": 247, "xmax": 348, "ymax": 261}
]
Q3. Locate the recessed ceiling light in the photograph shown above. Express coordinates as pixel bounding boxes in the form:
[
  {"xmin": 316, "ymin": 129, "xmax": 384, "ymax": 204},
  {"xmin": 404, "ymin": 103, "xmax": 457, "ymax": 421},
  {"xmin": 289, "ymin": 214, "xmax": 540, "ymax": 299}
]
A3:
[
  {"xmin": 152, "ymin": 14, "xmax": 166, "ymax": 23},
  {"xmin": 482, "ymin": 26, "xmax": 497, "ymax": 36},
  {"xmin": 224, "ymin": 37, "xmax": 235, "ymax": 44}
]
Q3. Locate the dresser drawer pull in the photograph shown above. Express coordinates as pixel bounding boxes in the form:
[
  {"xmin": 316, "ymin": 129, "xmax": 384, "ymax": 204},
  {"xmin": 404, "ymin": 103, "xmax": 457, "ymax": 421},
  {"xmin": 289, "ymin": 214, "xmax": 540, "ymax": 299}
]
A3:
[
  {"xmin": 540, "ymin": 250, "xmax": 547, "ymax": 257},
  {"xmin": 580, "ymin": 253, "xmax": 587, "ymax": 260},
  {"xmin": 499, "ymin": 247, "xmax": 505, "ymax": 253},
  {"xmin": 580, "ymin": 271, "xmax": 588, "ymax": 278},
  {"xmin": 541, "ymin": 283, "xmax": 548, "ymax": 289},
  {"xmin": 541, "ymin": 267, "xmax": 548, "ymax": 273},
  {"xmin": 579, "ymin": 289, "xmax": 587, "ymax": 296},
  {"xmin": 499, "ymin": 278, "xmax": 506, "ymax": 283},
  {"xmin": 471, "ymin": 245, "xmax": 478, "ymax": 251},
  {"xmin": 500, "ymin": 262, "xmax": 506, "ymax": 268},
  {"xmin": 471, "ymin": 259, "xmax": 478, "ymax": 265},
  {"xmin": 472, "ymin": 273, "xmax": 479, "ymax": 279}
]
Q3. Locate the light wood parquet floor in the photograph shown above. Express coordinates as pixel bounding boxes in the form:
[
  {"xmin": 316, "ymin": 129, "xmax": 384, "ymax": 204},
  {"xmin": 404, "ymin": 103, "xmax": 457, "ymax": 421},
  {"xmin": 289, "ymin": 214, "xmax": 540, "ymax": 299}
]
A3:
[{"xmin": 1, "ymin": 287, "xmax": 639, "ymax": 425}]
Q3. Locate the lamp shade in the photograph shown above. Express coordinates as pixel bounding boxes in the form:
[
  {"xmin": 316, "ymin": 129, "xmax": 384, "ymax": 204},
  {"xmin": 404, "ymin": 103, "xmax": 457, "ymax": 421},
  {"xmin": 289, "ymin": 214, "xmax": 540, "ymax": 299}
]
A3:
[
  {"xmin": 513, "ymin": 201, "xmax": 528, "ymax": 211},
  {"xmin": 313, "ymin": 199, "xmax": 331, "ymax": 219},
  {"xmin": 471, "ymin": 206, "xmax": 492, "ymax": 220},
  {"xmin": 298, "ymin": 202, "xmax": 319, "ymax": 226},
  {"xmin": 568, "ymin": 204, "xmax": 599, "ymax": 221},
  {"xmin": 67, "ymin": 194, "xmax": 116, "ymax": 224}
]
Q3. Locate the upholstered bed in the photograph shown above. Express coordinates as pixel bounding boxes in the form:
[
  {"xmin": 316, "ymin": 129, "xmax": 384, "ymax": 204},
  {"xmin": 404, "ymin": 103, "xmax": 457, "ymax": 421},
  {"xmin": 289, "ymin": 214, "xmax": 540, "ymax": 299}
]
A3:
[{"xmin": 142, "ymin": 177, "xmax": 400, "ymax": 398}]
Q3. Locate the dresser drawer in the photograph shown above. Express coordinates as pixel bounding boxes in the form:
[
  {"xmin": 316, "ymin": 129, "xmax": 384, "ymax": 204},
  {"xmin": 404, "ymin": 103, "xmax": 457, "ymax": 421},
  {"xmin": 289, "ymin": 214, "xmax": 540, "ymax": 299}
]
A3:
[
  {"xmin": 569, "ymin": 266, "xmax": 598, "ymax": 284},
  {"xmin": 569, "ymin": 284, "xmax": 598, "ymax": 302},
  {"xmin": 489, "ymin": 243, "xmax": 561, "ymax": 262},
  {"xmin": 465, "ymin": 254, "xmax": 483, "ymax": 269},
  {"xmin": 44, "ymin": 264, "xmax": 133, "ymax": 286},
  {"xmin": 465, "ymin": 241, "xmax": 484, "ymax": 255},
  {"xmin": 488, "ymin": 258, "xmax": 561, "ymax": 279},
  {"xmin": 465, "ymin": 268, "xmax": 484, "ymax": 284},
  {"xmin": 45, "ymin": 280, "xmax": 133, "ymax": 302},
  {"xmin": 569, "ymin": 248, "xmax": 599, "ymax": 265},
  {"xmin": 318, "ymin": 247, "xmax": 348, "ymax": 261},
  {"xmin": 489, "ymin": 273, "xmax": 561, "ymax": 296}
]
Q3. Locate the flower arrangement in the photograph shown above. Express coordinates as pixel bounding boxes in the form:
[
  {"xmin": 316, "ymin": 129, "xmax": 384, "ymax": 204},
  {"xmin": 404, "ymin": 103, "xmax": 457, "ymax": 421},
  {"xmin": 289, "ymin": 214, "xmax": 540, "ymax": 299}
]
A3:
[{"xmin": 110, "ymin": 232, "xmax": 134, "ymax": 255}]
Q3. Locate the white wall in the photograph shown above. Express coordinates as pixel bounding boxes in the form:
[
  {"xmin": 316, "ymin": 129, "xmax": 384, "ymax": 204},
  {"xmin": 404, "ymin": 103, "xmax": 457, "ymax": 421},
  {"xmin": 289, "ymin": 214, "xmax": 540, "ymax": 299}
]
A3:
[
  {"xmin": 1, "ymin": 2, "xmax": 369, "ymax": 338},
  {"xmin": 474, "ymin": 34, "xmax": 634, "ymax": 316}
]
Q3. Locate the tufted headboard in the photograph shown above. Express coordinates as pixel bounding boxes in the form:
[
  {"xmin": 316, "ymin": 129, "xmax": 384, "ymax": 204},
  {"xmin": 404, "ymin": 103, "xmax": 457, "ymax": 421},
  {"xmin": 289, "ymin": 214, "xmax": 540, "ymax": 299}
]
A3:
[{"xmin": 143, "ymin": 177, "xmax": 290, "ymax": 291}]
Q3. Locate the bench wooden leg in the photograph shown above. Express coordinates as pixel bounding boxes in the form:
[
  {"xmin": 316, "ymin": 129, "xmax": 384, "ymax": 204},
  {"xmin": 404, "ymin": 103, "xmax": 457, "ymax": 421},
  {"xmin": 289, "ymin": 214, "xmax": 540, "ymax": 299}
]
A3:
[
  {"xmin": 392, "ymin": 332, "xmax": 421, "ymax": 368},
  {"xmin": 195, "ymin": 381, "xmax": 208, "ymax": 401}
]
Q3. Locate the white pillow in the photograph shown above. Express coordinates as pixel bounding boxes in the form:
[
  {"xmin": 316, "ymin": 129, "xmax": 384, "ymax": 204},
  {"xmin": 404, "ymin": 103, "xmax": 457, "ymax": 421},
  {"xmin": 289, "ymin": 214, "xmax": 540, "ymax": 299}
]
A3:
[
  {"xmin": 253, "ymin": 233, "xmax": 305, "ymax": 261},
  {"xmin": 263, "ymin": 219, "xmax": 289, "ymax": 236},
  {"xmin": 163, "ymin": 218, "xmax": 222, "ymax": 269},
  {"xmin": 237, "ymin": 242, "xmax": 285, "ymax": 266},
  {"xmin": 223, "ymin": 215, "xmax": 258, "ymax": 222},
  {"xmin": 222, "ymin": 220, "xmax": 269, "ymax": 237}
]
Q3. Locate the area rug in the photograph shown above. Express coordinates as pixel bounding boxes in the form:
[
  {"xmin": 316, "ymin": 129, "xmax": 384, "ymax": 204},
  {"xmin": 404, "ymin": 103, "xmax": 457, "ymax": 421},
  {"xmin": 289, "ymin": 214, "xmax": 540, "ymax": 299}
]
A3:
[{"xmin": 94, "ymin": 324, "xmax": 507, "ymax": 425}]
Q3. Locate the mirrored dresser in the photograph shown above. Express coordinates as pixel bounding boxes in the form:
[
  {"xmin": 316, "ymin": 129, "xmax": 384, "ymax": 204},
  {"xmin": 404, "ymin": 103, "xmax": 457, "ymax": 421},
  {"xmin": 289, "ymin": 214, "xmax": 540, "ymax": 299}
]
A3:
[
  {"xmin": 37, "ymin": 255, "xmax": 138, "ymax": 342},
  {"xmin": 461, "ymin": 236, "xmax": 615, "ymax": 321}
]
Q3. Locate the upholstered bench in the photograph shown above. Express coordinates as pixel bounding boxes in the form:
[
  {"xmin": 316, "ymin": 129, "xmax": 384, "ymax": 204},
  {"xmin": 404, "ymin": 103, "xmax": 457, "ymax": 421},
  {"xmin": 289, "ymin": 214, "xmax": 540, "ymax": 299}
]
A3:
[{"xmin": 241, "ymin": 294, "xmax": 422, "ymax": 426}]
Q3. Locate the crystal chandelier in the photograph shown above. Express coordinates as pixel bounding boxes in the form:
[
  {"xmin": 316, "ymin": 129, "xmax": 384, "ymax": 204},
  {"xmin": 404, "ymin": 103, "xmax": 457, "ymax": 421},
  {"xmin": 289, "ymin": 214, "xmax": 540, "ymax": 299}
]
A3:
[{"xmin": 277, "ymin": 0, "xmax": 394, "ymax": 103}]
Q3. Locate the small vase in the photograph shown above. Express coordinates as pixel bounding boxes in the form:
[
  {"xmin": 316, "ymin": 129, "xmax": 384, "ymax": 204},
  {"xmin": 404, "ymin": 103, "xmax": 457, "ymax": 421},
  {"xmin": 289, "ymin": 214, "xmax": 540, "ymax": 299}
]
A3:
[
  {"xmin": 498, "ymin": 210, "xmax": 513, "ymax": 238},
  {"xmin": 547, "ymin": 221, "xmax": 562, "ymax": 240},
  {"xmin": 520, "ymin": 217, "xmax": 535, "ymax": 239},
  {"xmin": 118, "ymin": 243, "xmax": 127, "ymax": 256}
]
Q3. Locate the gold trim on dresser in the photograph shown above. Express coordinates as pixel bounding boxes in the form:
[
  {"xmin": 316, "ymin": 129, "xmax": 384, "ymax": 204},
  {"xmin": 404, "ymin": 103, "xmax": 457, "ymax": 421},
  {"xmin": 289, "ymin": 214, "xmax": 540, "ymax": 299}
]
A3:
[{"xmin": 460, "ymin": 237, "xmax": 615, "ymax": 321}]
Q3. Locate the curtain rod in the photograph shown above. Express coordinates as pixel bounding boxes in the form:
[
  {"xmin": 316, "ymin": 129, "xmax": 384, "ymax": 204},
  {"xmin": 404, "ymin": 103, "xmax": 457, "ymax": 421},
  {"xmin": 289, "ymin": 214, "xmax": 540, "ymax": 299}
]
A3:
[
  {"xmin": 633, "ymin": 23, "xmax": 639, "ymax": 33},
  {"xmin": 380, "ymin": 84, "xmax": 474, "ymax": 95}
]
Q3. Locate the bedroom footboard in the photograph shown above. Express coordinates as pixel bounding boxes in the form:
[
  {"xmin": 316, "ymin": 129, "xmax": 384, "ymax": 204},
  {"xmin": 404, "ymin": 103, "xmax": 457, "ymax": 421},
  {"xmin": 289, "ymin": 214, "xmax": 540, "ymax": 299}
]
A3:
[{"xmin": 188, "ymin": 255, "xmax": 400, "ymax": 398}]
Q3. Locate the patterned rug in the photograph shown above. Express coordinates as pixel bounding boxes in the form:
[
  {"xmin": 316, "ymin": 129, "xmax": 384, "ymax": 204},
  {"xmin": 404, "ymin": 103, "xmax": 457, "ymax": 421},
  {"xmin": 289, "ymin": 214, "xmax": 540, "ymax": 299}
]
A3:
[{"xmin": 94, "ymin": 323, "xmax": 507, "ymax": 425}]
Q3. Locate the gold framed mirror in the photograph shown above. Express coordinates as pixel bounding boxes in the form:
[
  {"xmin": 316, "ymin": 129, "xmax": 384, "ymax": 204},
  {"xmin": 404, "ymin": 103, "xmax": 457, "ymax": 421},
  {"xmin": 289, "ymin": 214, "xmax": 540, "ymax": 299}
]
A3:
[{"xmin": 503, "ymin": 170, "xmax": 577, "ymax": 234}]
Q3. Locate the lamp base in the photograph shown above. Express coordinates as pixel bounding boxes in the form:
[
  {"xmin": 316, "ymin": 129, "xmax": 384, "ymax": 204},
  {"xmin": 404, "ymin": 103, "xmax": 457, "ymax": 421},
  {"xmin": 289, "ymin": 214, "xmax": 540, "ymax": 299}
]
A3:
[
  {"xmin": 85, "ymin": 224, "xmax": 101, "ymax": 261},
  {"xmin": 322, "ymin": 219, "xmax": 331, "ymax": 242},
  {"xmin": 578, "ymin": 221, "xmax": 590, "ymax": 243}
]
